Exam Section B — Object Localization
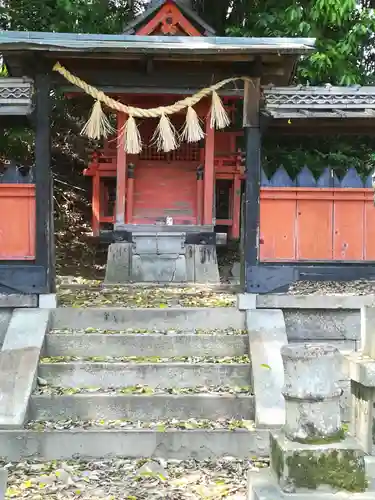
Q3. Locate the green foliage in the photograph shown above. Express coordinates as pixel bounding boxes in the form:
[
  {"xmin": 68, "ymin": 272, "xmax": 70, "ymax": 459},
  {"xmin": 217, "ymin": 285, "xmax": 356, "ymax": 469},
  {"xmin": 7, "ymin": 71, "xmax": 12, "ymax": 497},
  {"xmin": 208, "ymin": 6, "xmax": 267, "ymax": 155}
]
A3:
[
  {"xmin": 0, "ymin": 0, "xmax": 374, "ymax": 178},
  {"xmin": 224, "ymin": 0, "xmax": 375, "ymax": 85}
]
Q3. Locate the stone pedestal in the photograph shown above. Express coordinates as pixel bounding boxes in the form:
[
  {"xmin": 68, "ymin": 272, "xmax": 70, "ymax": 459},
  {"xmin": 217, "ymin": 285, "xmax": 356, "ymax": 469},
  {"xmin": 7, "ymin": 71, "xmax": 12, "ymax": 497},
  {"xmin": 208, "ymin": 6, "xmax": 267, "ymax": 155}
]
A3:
[
  {"xmin": 248, "ymin": 343, "xmax": 372, "ymax": 499},
  {"xmin": 105, "ymin": 232, "xmax": 219, "ymax": 284}
]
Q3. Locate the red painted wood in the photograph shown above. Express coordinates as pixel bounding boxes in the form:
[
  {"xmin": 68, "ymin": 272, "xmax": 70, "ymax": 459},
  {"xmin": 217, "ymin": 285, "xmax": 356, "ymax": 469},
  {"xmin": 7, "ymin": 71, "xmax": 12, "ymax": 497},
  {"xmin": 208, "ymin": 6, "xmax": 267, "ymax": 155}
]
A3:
[
  {"xmin": 126, "ymin": 177, "xmax": 134, "ymax": 224},
  {"xmin": 133, "ymin": 161, "xmax": 197, "ymax": 224},
  {"xmin": 92, "ymin": 172, "xmax": 101, "ymax": 237},
  {"xmin": 115, "ymin": 113, "xmax": 127, "ymax": 225},
  {"xmin": 204, "ymin": 115, "xmax": 215, "ymax": 225},
  {"xmin": 260, "ymin": 189, "xmax": 296, "ymax": 261},
  {"xmin": 333, "ymin": 190, "xmax": 365, "ymax": 260},
  {"xmin": 364, "ymin": 192, "xmax": 375, "ymax": 259},
  {"xmin": 0, "ymin": 185, "xmax": 35, "ymax": 260},
  {"xmin": 296, "ymin": 190, "xmax": 333, "ymax": 260},
  {"xmin": 136, "ymin": 1, "xmax": 202, "ymax": 37}
]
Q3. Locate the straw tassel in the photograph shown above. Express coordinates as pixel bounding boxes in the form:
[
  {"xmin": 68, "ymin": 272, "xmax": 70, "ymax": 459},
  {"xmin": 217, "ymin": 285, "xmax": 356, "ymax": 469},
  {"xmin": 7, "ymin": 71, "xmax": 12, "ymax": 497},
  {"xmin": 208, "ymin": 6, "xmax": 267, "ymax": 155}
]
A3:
[
  {"xmin": 123, "ymin": 114, "xmax": 142, "ymax": 154},
  {"xmin": 181, "ymin": 106, "xmax": 205, "ymax": 143},
  {"xmin": 153, "ymin": 113, "xmax": 178, "ymax": 152},
  {"xmin": 81, "ymin": 100, "xmax": 113, "ymax": 139},
  {"xmin": 210, "ymin": 90, "xmax": 230, "ymax": 130}
]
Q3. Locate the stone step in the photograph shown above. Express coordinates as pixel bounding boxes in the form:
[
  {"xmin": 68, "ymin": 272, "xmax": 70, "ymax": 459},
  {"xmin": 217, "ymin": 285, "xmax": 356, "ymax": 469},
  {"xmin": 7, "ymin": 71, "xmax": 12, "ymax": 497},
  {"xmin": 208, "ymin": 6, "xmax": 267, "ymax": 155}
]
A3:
[
  {"xmin": 38, "ymin": 362, "xmax": 251, "ymax": 389},
  {"xmin": 45, "ymin": 333, "xmax": 248, "ymax": 358},
  {"xmin": 51, "ymin": 307, "xmax": 245, "ymax": 331},
  {"xmin": 29, "ymin": 392, "xmax": 255, "ymax": 421},
  {"xmin": 0, "ymin": 428, "xmax": 269, "ymax": 461}
]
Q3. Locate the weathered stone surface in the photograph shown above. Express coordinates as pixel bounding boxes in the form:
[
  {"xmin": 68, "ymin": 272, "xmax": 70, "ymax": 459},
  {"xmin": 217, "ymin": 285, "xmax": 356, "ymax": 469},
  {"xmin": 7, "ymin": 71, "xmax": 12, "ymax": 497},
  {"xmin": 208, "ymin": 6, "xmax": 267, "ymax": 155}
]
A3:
[
  {"xmin": 0, "ymin": 468, "xmax": 7, "ymax": 500},
  {"xmin": 238, "ymin": 293, "xmax": 257, "ymax": 311},
  {"xmin": 270, "ymin": 432, "xmax": 367, "ymax": 494},
  {"xmin": 345, "ymin": 353, "xmax": 375, "ymax": 387},
  {"xmin": 351, "ymin": 381, "xmax": 374, "ymax": 454},
  {"xmin": 246, "ymin": 309, "xmax": 286, "ymax": 427},
  {"xmin": 38, "ymin": 294, "xmax": 57, "ymax": 309},
  {"xmin": 257, "ymin": 294, "xmax": 375, "ymax": 310},
  {"xmin": 38, "ymin": 362, "xmax": 251, "ymax": 389},
  {"xmin": 0, "ymin": 294, "xmax": 37, "ymax": 308},
  {"xmin": 0, "ymin": 347, "xmax": 40, "ymax": 428},
  {"xmin": 2, "ymin": 309, "xmax": 50, "ymax": 351},
  {"xmin": 132, "ymin": 255, "xmax": 187, "ymax": 282},
  {"xmin": 361, "ymin": 307, "xmax": 375, "ymax": 358},
  {"xmin": 248, "ymin": 467, "xmax": 374, "ymax": 500},
  {"xmin": 0, "ymin": 310, "xmax": 11, "ymax": 350},
  {"xmin": 51, "ymin": 307, "xmax": 246, "ymax": 331},
  {"xmin": 284, "ymin": 310, "xmax": 360, "ymax": 342},
  {"xmin": 29, "ymin": 393, "xmax": 255, "ymax": 421},
  {"xmin": 45, "ymin": 333, "xmax": 249, "ymax": 358},
  {"xmin": 282, "ymin": 344, "xmax": 342, "ymax": 400},
  {"xmin": 0, "ymin": 428, "xmax": 270, "ymax": 461},
  {"xmin": 281, "ymin": 344, "xmax": 342, "ymax": 441},
  {"xmin": 193, "ymin": 245, "xmax": 220, "ymax": 284},
  {"xmin": 105, "ymin": 243, "xmax": 131, "ymax": 284}
]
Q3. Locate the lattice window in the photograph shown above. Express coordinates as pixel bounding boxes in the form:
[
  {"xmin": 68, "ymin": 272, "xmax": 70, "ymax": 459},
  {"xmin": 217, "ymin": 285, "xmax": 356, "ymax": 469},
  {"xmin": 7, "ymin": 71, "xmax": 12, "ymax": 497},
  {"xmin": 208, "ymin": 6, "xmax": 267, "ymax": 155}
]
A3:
[{"xmin": 139, "ymin": 141, "xmax": 200, "ymax": 161}]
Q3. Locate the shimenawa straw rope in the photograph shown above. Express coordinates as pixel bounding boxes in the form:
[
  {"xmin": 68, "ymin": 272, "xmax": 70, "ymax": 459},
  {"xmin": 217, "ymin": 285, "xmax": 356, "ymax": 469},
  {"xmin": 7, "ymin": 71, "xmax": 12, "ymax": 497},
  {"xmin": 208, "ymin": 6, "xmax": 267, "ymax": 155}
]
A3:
[{"xmin": 53, "ymin": 62, "xmax": 251, "ymax": 153}]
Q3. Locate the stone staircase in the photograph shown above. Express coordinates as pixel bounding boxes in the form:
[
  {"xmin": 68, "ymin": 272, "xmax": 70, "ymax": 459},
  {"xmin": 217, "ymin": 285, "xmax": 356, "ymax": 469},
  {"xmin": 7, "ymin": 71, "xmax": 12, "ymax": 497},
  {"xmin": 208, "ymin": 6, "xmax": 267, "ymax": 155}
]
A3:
[{"xmin": 19, "ymin": 307, "xmax": 270, "ymax": 460}]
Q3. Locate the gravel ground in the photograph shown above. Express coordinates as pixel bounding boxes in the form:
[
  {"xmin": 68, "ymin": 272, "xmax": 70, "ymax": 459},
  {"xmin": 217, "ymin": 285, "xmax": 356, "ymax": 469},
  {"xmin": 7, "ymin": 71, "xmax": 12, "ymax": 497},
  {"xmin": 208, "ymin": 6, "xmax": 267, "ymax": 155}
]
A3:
[
  {"xmin": 50, "ymin": 328, "xmax": 246, "ymax": 336},
  {"xmin": 39, "ymin": 356, "xmax": 250, "ymax": 364},
  {"xmin": 57, "ymin": 280, "xmax": 375, "ymax": 308},
  {"xmin": 3, "ymin": 457, "xmax": 269, "ymax": 499},
  {"xmin": 58, "ymin": 287, "xmax": 236, "ymax": 308},
  {"xmin": 25, "ymin": 418, "xmax": 256, "ymax": 431},
  {"xmin": 34, "ymin": 384, "xmax": 253, "ymax": 396}
]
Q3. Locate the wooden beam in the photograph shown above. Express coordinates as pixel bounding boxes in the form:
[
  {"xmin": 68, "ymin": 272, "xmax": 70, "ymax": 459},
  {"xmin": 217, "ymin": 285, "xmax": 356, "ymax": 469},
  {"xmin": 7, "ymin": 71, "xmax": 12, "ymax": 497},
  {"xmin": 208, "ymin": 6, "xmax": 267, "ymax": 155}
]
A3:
[
  {"xmin": 34, "ymin": 71, "xmax": 55, "ymax": 293},
  {"xmin": 115, "ymin": 113, "xmax": 127, "ymax": 225},
  {"xmin": 244, "ymin": 78, "xmax": 261, "ymax": 292}
]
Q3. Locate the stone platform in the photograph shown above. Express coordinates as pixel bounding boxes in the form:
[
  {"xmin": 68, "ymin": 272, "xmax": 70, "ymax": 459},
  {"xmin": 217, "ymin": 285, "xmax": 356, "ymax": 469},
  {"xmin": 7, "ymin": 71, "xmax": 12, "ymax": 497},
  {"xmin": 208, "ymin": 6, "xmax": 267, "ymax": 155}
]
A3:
[{"xmin": 105, "ymin": 231, "xmax": 219, "ymax": 283}]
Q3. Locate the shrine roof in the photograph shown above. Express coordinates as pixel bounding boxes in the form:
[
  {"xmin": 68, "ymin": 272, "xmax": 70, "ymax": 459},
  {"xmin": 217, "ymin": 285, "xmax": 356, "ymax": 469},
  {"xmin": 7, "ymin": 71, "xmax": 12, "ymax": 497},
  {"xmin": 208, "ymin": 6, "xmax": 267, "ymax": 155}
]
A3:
[
  {"xmin": 123, "ymin": 0, "xmax": 216, "ymax": 36},
  {"xmin": 0, "ymin": 31, "xmax": 315, "ymax": 56},
  {"xmin": 263, "ymin": 85, "xmax": 375, "ymax": 119}
]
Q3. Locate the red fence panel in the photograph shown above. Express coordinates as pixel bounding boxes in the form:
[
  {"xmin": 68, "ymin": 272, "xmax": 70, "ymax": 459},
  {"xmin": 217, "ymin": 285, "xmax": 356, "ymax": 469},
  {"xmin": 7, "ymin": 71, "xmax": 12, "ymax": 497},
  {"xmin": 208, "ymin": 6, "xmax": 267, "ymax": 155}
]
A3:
[
  {"xmin": 0, "ymin": 184, "xmax": 35, "ymax": 260},
  {"xmin": 260, "ymin": 187, "xmax": 375, "ymax": 262}
]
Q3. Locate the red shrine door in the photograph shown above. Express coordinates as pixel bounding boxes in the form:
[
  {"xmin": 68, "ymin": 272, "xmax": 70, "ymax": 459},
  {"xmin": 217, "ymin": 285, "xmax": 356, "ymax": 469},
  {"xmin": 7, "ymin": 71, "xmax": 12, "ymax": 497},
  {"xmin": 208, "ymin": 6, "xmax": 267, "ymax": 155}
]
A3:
[{"xmin": 133, "ymin": 146, "xmax": 200, "ymax": 225}]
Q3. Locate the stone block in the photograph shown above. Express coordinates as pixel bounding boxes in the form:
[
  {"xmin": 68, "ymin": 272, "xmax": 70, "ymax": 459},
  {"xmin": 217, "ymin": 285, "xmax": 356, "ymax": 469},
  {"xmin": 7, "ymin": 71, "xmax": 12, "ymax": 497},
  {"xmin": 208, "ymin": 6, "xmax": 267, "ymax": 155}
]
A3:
[
  {"xmin": 246, "ymin": 309, "xmax": 287, "ymax": 427},
  {"xmin": 350, "ymin": 381, "xmax": 374, "ymax": 454},
  {"xmin": 105, "ymin": 242, "xmax": 131, "ymax": 284},
  {"xmin": 132, "ymin": 255, "xmax": 187, "ymax": 282},
  {"xmin": 0, "ymin": 310, "xmax": 11, "ymax": 350},
  {"xmin": 281, "ymin": 344, "xmax": 342, "ymax": 441},
  {"xmin": 0, "ymin": 468, "xmax": 7, "ymax": 500},
  {"xmin": 0, "ymin": 347, "xmax": 41, "ymax": 427},
  {"xmin": 2, "ymin": 309, "xmax": 50, "ymax": 351},
  {"xmin": 38, "ymin": 293, "xmax": 57, "ymax": 309},
  {"xmin": 0, "ymin": 294, "xmax": 37, "ymax": 308},
  {"xmin": 193, "ymin": 245, "xmax": 219, "ymax": 284},
  {"xmin": 361, "ymin": 307, "xmax": 375, "ymax": 359},
  {"xmin": 270, "ymin": 432, "xmax": 367, "ymax": 494},
  {"xmin": 238, "ymin": 293, "xmax": 257, "ymax": 311}
]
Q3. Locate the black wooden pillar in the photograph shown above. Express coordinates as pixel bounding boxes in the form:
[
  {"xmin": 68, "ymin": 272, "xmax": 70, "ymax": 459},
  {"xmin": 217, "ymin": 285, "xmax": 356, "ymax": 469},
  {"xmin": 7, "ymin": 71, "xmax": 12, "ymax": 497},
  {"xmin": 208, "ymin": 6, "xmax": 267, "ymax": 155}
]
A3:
[
  {"xmin": 35, "ymin": 71, "xmax": 55, "ymax": 293},
  {"xmin": 243, "ymin": 79, "xmax": 261, "ymax": 293}
]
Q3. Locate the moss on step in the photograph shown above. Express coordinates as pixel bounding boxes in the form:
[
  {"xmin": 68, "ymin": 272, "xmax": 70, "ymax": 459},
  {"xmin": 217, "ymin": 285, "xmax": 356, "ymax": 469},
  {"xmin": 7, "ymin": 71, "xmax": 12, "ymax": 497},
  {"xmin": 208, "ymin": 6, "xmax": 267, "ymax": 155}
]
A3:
[
  {"xmin": 39, "ymin": 355, "xmax": 251, "ymax": 364},
  {"xmin": 285, "ymin": 449, "xmax": 367, "ymax": 492}
]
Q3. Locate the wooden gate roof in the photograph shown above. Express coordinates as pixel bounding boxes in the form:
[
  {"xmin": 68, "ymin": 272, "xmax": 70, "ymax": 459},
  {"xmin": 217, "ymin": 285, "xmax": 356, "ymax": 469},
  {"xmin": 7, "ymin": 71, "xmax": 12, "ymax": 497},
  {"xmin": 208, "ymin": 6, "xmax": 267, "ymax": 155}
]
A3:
[{"xmin": 263, "ymin": 86, "xmax": 375, "ymax": 135}]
